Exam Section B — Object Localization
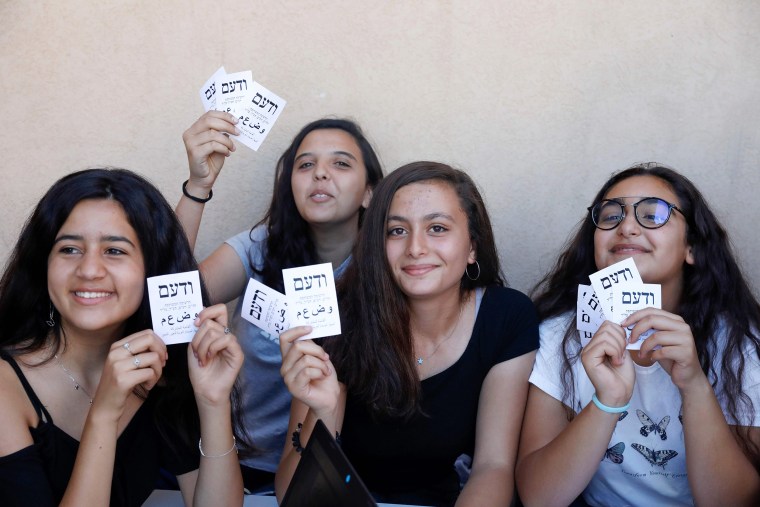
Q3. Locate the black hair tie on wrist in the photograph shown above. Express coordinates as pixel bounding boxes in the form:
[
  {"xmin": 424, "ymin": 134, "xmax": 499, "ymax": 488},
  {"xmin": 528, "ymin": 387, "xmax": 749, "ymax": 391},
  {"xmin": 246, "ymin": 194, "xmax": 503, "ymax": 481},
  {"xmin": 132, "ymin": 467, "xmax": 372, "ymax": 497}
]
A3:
[
  {"xmin": 182, "ymin": 180, "xmax": 213, "ymax": 203},
  {"xmin": 291, "ymin": 422, "xmax": 341, "ymax": 455}
]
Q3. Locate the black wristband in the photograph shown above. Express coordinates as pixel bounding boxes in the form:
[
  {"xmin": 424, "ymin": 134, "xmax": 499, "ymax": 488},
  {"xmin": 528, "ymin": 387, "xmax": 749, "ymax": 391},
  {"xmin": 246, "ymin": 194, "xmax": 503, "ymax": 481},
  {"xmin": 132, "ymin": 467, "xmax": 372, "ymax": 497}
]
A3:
[{"xmin": 182, "ymin": 180, "xmax": 213, "ymax": 203}]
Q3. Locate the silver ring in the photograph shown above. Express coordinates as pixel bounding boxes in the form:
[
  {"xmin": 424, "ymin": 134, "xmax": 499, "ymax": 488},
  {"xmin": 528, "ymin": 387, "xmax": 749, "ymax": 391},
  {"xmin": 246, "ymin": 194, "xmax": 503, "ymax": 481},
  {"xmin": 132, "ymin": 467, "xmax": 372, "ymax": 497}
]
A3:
[
  {"xmin": 133, "ymin": 357, "xmax": 141, "ymax": 368},
  {"xmin": 123, "ymin": 342, "xmax": 132, "ymax": 354},
  {"xmin": 223, "ymin": 327, "xmax": 231, "ymax": 335}
]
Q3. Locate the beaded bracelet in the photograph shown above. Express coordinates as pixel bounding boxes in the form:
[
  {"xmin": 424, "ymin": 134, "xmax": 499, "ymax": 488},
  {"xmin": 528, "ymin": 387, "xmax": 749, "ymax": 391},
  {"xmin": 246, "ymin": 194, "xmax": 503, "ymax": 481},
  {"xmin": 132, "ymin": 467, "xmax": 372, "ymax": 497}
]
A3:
[
  {"xmin": 291, "ymin": 422, "xmax": 341, "ymax": 454},
  {"xmin": 291, "ymin": 422, "xmax": 305, "ymax": 454},
  {"xmin": 182, "ymin": 180, "xmax": 213, "ymax": 203},
  {"xmin": 591, "ymin": 393, "xmax": 630, "ymax": 414},
  {"xmin": 199, "ymin": 436, "xmax": 237, "ymax": 458}
]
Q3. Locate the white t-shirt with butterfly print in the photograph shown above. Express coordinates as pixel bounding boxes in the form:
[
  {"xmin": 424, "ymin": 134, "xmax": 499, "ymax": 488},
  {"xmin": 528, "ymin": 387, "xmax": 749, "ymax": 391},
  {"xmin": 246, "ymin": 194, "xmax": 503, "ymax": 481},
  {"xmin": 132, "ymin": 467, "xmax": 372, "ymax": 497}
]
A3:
[{"xmin": 529, "ymin": 314, "xmax": 760, "ymax": 507}]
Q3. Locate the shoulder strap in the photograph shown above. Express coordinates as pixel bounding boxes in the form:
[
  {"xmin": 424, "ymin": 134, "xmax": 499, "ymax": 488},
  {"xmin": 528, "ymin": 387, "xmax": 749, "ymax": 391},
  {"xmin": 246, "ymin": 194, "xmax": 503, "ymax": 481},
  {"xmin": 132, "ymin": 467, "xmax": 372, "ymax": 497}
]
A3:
[{"xmin": 0, "ymin": 351, "xmax": 52, "ymax": 423}]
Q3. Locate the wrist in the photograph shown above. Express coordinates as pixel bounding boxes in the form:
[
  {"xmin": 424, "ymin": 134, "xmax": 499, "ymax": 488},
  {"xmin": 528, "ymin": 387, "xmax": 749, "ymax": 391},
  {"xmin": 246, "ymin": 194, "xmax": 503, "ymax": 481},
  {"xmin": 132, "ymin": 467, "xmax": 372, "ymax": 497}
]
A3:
[
  {"xmin": 591, "ymin": 392, "xmax": 630, "ymax": 414},
  {"xmin": 195, "ymin": 392, "xmax": 232, "ymax": 413},
  {"xmin": 182, "ymin": 179, "xmax": 212, "ymax": 203},
  {"xmin": 85, "ymin": 402, "xmax": 123, "ymax": 430},
  {"xmin": 314, "ymin": 403, "xmax": 340, "ymax": 424},
  {"xmin": 313, "ymin": 385, "xmax": 346, "ymax": 429},
  {"xmin": 677, "ymin": 372, "xmax": 712, "ymax": 400}
]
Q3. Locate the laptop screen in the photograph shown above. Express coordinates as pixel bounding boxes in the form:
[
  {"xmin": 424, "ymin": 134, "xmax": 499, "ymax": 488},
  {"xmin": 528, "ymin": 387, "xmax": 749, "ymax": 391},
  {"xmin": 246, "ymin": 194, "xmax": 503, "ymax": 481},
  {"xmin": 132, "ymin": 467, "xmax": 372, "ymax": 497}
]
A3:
[{"xmin": 280, "ymin": 419, "xmax": 377, "ymax": 507}]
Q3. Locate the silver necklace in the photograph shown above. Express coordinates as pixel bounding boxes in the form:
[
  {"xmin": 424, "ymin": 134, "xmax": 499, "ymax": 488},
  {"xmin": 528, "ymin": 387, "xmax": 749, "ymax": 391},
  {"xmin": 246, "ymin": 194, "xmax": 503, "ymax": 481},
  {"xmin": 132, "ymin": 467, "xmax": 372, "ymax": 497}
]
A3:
[
  {"xmin": 416, "ymin": 307, "xmax": 463, "ymax": 366},
  {"xmin": 54, "ymin": 354, "xmax": 93, "ymax": 404}
]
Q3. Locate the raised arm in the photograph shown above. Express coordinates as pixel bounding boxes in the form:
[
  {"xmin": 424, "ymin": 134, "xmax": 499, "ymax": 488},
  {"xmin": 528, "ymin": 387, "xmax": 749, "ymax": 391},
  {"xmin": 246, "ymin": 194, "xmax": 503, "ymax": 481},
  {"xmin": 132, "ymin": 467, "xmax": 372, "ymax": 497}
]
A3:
[
  {"xmin": 177, "ymin": 304, "xmax": 244, "ymax": 507},
  {"xmin": 516, "ymin": 321, "xmax": 635, "ymax": 507},
  {"xmin": 633, "ymin": 308, "xmax": 760, "ymax": 505},
  {"xmin": 175, "ymin": 111, "xmax": 238, "ymax": 250},
  {"xmin": 174, "ymin": 112, "xmax": 251, "ymax": 306},
  {"xmin": 275, "ymin": 327, "xmax": 346, "ymax": 501},
  {"xmin": 456, "ymin": 351, "xmax": 535, "ymax": 506}
]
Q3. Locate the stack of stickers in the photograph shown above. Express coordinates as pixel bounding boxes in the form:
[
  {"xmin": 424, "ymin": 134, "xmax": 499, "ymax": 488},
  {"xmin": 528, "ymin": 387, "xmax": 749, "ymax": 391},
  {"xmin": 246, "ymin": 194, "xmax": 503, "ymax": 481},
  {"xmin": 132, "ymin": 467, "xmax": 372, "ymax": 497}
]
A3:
[
  {"xmin": 199, "ymin": 66, "xmax": 287, "ymax": 151},
  {"xmin": 577, "ymin": 258, "xmax": 661, "ymax": 349},
  {"xmin": 240, "ymin": 263, "xmax": 341, "ymax": 341}
]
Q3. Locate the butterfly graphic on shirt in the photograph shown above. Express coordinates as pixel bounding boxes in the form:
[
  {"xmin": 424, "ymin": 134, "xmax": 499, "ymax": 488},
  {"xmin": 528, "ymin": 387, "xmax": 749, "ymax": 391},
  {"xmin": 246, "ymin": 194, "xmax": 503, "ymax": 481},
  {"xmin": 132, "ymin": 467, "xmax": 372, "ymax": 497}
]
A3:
[
  {"xmin": 601, "ymin": 442, "xmax": 625, "ymax": 464},
  {"xmin": 617, "ymin": 410, "xmax": 628, "ymax": 422},
  {"xmin": 678, "ymin": 405, "xmax": 683, "ymax": 425},
  {"xmin": 636, "ymin": 409, "xmax": 670, "ymax": 440},
  {"xmin": 631, "ymin": 443, "xmax": 678, "ymax": 469}
]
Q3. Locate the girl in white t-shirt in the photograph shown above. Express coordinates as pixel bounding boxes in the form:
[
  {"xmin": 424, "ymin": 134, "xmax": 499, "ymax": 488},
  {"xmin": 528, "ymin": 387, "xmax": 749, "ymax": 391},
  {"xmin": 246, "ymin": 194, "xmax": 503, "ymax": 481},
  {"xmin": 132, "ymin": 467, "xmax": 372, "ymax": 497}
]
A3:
[{"xmin": 516, "ymin": 164, "xmax": 760, "ymax": 506}]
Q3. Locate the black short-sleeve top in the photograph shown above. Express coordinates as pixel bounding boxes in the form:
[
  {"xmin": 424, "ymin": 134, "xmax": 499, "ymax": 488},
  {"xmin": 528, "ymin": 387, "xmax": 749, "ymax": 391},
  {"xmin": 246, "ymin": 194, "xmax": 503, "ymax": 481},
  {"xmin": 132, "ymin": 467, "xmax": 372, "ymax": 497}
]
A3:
[{"xmin": 339, "ymin": 286, "xmax": 539, "ymax": 506}]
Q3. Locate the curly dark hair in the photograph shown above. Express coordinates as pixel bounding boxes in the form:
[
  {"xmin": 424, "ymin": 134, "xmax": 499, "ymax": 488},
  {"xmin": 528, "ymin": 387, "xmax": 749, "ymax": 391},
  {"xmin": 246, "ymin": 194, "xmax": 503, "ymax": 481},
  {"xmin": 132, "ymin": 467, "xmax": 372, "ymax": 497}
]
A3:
[{"xmin": 531, "ymin": 163, "xmax": 760, "ymax": 466}]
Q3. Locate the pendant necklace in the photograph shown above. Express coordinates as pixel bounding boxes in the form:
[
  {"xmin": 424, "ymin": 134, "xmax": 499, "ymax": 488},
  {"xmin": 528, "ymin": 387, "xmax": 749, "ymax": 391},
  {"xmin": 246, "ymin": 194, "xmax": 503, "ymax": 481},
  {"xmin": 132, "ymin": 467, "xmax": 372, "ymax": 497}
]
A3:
[
  {"xmin": 416, "ymin": 307, "xmax": 463, "ymax": 366},
  {"xmin": 54, "ymin": 354, "xmax": 94, "ymax": 405}
]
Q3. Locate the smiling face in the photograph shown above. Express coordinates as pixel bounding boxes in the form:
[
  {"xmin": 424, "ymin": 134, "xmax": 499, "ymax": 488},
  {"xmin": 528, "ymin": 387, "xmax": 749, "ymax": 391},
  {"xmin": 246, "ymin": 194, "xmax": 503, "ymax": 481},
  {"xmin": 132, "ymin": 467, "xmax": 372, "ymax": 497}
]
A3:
[
  {"xmin": 385, "ymin": 181, "xmax": 476, "ymax": 302},
  {"xmin": 47, "ymin": 199, "xmax": 145, "ymax": 339},
  {"xmin": 594, "ymin": 175, "xmax": 694, "ymax": 302},
  {"xmin": 290, "ymin": 128, "xmax": 372, "ymax": 228}
]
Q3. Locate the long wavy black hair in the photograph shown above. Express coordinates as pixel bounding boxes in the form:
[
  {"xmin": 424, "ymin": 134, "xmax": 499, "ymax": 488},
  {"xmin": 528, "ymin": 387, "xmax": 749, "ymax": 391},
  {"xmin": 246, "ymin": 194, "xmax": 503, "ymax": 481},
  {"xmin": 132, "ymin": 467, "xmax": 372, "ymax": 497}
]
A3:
[
  {"xmin": 0, "ymin": 167, "xmax": 250, "ymax": 456},
  {"xmin": 253, "ymin": 118, "xmax": 384, "ymax": 291},
  {"xmin": 531, "ymin": 163, "xmax": 760, "ymax": 465},
  {"xmin": 326, "ymin": 161, "xmax": 505, "ymax": 419}
]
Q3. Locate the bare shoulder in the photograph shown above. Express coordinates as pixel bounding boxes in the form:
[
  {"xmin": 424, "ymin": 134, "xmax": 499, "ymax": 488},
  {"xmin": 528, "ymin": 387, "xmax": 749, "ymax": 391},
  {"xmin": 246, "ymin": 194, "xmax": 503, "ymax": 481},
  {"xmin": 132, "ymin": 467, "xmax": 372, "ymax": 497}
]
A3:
[{"xmin": 0, "ymin": 354, "xmax": 38, "ymax": 457}]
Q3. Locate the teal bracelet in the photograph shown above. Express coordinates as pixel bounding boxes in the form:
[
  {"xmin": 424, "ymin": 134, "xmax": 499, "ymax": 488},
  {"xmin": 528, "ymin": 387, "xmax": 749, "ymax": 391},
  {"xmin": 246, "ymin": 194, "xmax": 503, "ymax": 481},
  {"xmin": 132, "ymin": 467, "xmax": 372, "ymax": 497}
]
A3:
[{"xmin": 591, "ymin": 393, "xmax": 630, "ymax": 413}]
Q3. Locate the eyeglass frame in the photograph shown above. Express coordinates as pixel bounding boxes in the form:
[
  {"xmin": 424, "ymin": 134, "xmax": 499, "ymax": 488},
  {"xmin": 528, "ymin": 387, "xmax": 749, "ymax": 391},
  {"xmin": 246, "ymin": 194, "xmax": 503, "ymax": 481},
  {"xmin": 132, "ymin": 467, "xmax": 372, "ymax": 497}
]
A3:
[{"xmin": 587, "ymin": 196, "xmax": 684, "ymax": 230}]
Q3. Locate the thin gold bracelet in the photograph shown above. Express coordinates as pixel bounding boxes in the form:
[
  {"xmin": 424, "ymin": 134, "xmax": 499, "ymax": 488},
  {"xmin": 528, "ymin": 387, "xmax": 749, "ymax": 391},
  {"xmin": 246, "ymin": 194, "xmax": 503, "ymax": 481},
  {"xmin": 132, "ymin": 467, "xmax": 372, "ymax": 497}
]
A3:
[{"xmin": 198, "ymin": 436, "xmax": 237, "ymax": 458}]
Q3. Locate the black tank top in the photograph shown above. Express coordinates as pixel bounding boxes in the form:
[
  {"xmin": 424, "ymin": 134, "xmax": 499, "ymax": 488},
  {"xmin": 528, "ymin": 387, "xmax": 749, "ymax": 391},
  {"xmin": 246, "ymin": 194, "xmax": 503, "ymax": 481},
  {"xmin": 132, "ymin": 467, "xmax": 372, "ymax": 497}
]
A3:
[{"xmin": 0, "ymin": 351, "xmax": 197, "ymax": 506}]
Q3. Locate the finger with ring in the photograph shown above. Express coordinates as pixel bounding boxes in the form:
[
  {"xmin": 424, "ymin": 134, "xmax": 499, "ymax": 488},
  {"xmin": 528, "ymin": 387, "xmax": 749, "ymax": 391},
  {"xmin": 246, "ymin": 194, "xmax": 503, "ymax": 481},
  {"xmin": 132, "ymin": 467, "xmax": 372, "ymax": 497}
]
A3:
[
  {"xmin": 123, "ymin": 342, "xmax": 134, "ymax": 354},
  {"xmin": 224, "ymin": 327, "xmax": 231, "ymax": 335},
  {"xmin": 134, "ymin": 357, "xmax": 141, "ymax": 368}
]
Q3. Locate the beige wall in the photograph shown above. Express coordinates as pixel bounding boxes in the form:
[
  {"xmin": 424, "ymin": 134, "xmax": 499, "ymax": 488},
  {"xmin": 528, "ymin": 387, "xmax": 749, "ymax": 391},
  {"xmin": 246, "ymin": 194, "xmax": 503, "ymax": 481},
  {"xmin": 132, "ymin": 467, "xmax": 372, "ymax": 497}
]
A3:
[{"xmin": 1, "ymin": 1, "xmax": 759, "ymax": 294}]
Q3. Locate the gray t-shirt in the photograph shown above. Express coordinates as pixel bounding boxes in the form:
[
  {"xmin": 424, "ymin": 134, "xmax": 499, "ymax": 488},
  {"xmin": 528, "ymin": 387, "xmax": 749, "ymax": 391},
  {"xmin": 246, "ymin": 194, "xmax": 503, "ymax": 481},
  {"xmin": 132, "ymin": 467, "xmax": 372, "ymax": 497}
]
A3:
[{"xmin": 226, "ymin": 225, "xmax": 350, "ymax": 472}]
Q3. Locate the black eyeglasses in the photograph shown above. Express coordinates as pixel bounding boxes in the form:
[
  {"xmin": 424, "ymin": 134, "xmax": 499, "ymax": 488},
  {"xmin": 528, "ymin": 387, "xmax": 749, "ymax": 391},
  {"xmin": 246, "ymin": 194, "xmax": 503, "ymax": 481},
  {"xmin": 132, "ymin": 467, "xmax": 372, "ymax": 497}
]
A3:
[{"xmin": 588, "ymin": 197, "xmax": 684, "ymax": 230}]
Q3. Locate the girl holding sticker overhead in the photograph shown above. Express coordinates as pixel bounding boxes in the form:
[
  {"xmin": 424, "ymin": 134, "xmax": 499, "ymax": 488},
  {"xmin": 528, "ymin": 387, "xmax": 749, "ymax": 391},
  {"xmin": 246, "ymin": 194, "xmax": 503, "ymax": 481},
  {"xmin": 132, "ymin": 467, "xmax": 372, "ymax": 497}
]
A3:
[
  {"xmin": 276, "ymin": 162, "xmax": 539, "ymax": 506},
  {"xmin": 0, "ymin": 169, "xmax": 244, "ymax": 507},
  {"xmin": 177, "ymin": 112, "xmax": 383, "ymax": 491},
  {"xmin": 516, "ymin": 164, "xmax": 760, "ymax": 506}
]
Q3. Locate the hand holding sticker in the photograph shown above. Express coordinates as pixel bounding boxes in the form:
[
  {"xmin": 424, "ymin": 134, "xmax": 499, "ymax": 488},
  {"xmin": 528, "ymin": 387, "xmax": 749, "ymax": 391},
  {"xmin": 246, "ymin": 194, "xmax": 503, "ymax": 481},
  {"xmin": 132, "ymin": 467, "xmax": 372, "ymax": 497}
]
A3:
[
  {"xmin": 579, "ymin": 258, "xmax": 661, "ymax": 349},
  {"xmin": 147, "ymin": 271, "xmax": 204, "ymax": 345},
  {"xmin": 283, "ymin": 263, "xmax": 341, "ymax": 340}
]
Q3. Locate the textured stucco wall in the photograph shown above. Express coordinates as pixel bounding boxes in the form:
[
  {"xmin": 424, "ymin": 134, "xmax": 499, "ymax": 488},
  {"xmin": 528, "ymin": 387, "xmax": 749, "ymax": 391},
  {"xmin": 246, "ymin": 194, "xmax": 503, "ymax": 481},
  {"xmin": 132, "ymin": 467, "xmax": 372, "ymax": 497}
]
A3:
[{"xmin": 1, "ymin": 1, "xmax": 759, "ymax": 294}]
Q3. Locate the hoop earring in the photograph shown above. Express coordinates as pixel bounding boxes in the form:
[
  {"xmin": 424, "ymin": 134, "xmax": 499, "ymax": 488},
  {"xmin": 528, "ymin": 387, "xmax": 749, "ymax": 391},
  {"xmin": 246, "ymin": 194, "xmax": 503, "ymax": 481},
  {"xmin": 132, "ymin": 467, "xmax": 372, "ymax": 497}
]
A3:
[
  {"xmin": 465, "ymin": 260, "xmax": 481, "ymax": 281},
  {"xmin": 46, "ymin": 302, "xmax": 55, "ymax": 328}
]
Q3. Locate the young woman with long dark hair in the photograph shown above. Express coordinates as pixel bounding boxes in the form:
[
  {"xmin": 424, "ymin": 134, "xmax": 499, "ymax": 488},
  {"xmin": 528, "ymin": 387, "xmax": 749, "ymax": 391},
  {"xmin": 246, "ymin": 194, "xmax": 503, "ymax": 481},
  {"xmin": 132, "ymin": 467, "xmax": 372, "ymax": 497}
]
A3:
[
  {"xmin": 0, "ymin": 168, "xmax": 244, "ymax": 507},
  {"xmin": 516, "ymin": 164, "xmax": 760, "ymax": 506},
  {"xmin": 276, "ymin": 162, "xmax": 539, "ymax": 506},
  {"xmin": 177, "ymin": 112, "xmax": 383, "ymax": 490}
]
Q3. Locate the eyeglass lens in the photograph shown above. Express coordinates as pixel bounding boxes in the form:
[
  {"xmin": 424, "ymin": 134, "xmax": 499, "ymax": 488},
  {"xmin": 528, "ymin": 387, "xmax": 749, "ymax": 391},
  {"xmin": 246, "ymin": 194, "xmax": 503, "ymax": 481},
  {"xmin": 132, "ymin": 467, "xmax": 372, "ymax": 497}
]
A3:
[{"xmin": 593, "ymin": 198, "xmax": 673, "ymax": 229}]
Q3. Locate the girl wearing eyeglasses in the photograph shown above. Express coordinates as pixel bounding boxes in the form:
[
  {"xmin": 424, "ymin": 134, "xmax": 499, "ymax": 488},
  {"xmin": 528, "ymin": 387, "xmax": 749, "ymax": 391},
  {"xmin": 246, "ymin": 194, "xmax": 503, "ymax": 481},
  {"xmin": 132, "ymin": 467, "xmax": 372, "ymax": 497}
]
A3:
[{"xmin": 516, "ymin": 164, "xmax": 760, "ymax": 506}]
